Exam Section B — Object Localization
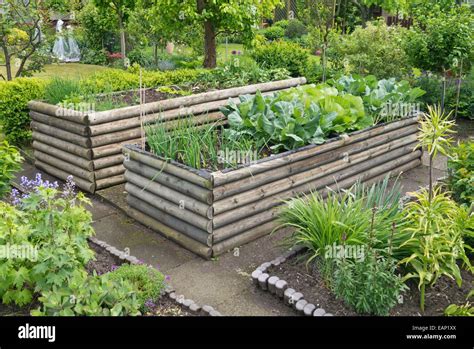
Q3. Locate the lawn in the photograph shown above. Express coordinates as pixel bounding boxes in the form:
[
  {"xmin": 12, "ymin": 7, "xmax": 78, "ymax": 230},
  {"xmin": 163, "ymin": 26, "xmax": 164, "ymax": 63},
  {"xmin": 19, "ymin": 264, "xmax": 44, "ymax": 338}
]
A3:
[{"xmin": 0, "ymin": 63, "xmax": 109, "ymax": 80}]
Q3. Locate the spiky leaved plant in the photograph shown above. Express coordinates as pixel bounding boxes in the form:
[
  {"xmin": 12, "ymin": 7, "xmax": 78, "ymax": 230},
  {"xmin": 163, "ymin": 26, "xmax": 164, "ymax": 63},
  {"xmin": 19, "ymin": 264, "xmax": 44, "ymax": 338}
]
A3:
[{"xmin": 416, "ymin": 104, "xmax": 455, "ymax": 202}]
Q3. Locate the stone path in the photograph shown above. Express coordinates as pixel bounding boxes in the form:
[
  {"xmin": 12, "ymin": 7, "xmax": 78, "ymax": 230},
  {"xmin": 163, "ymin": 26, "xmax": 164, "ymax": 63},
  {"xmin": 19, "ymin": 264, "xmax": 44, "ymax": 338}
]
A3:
[{"xmin": 13, "ymin": 155, "xmax": 447, "ymax": 316}]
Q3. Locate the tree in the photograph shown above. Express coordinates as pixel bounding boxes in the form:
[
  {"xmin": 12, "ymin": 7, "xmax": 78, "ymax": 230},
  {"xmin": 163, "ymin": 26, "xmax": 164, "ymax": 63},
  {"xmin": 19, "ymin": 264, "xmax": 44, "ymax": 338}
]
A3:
[
  {"xmin": 94, "ymin": 0, "xmax": 136, "ymax": 61},
  {"xmin": 154, "ymin": 0, "xmax": 282, "ymax": 68},
  {"xmin": 0, "ymin": 0, "xmax": 44, "ymax": 80}
]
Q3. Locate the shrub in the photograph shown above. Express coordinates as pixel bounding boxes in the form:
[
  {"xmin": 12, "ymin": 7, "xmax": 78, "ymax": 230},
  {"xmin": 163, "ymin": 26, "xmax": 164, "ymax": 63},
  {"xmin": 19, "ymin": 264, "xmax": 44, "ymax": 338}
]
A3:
[
  {"xmin": 108, "ymin": 264, "xmax": 165, "ymax": 311},
  {"xmin": 404, "ymin": 5, "xmax": 473, "ymax": 75},
  {"xmin": 0, "ymin": 78, "xmax": 46, "ymax": 145},
  {"xmin": 400, "ymin": 188, "xmax": 472, "ymax": 312},
  {"xmin": 251, "ymin": 40, "xmax": 310, "ymax": 77},
  {"xmin": 284, "ymin": 19, "xmax": 308, "ymax": 39},
  {"xmin": 261, "ymin": 26, "xmax": 285, "ymax": 41},
  {"xmin": 80, "ymin": 47, "xmax": 108, "ymax": 66},
  {"xmin": 330, "ymin": 20, "xmax": 411, "ymax": 79},
  {"xmin": 0, "ymin": 175, "xmax": 94, "ymax": 306},
  {"xmin": 448, "ymin": 141, "xmax": 474, "ymax": 207},
  {"xmin": 413, "ymin": 69, "xmax": 474, "ymax": 120},
  {"xmin": 0, "ymin": 141, "xmax": 22, "ymax": 198},
  {"xmin": 32, "ymin": 270, "xmax": 141, "ymax": 316}
]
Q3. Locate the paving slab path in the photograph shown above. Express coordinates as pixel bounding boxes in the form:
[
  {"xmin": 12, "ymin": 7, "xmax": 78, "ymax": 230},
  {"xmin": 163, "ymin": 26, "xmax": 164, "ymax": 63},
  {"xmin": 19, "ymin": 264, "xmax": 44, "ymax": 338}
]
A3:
[{"xmin": 12, "ymin": 154, "xmax": 447, "ymax": 316}]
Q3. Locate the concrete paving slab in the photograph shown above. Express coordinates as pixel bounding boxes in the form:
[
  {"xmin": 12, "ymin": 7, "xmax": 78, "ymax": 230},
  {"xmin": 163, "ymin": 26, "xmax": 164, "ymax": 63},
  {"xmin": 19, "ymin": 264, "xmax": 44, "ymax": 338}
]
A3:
[
  {"xmin": 92, "ymin": 213, "xmax": 197, "ymax": 272},
  {"xmin": 216, "ymin": 287, "xmax": 296, "ymax": 316}
]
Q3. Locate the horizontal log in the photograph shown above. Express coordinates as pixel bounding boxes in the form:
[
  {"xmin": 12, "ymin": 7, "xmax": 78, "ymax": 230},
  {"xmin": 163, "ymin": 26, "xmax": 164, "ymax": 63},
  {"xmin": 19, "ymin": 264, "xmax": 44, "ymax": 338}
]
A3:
[
  {"xmin": 127, "ymin": 194, "xmax": 212, "ymax": 246},
  {"xmin": 125, "ymin": 170, "xmax": 212, "ymax": 219},
  {"xmin": 126, "ymin": 204, "xmax": 212, "ymax": 259},
  {"xmin": 123, "ymin": 145, "xmax": 212, "ymax": 189},
  {"xmin": 31, "ymin": 121, "xmax": 91, "ymax": 148},
  {"xmin": 213, "ymin": 135, "xmax": 418, "ymax": 214},
  {"xmin": 213, "ymin": 158, "xmax": 421, "ymax": 252},
  {"xmin": 123, "ymin": 160, "xmax": 212, "ymax": 204},
  {"xmin": 92, "ymin": 138, "xmax": 142, "ymax": 159},
  {"xmin": 95, "ymin": 175, "xmax": 125, "ymax": 190},
  {"xmin": 32, "ymin": 132, "xmax": 92, "ymax": 160},
  {"xmin": 93, "ymin": 154, "xmax": 124, "ymax": 170},
  {"xmin": 88, "ymin": 78, "xmax": 307, "ymax": 125},
  {"xmin": 34, "ymin": 150, "xmax": 95, "ymax": 182},
  {"xmin": 212, "ymin": 116, "xmax": 418, "ymax": 186},
  {"xmin": 89, "ymin": 104, "xmax": 225, "ymax": 136},
  {"xmin": 28, "ymin": 100, "xmax": 88, "ymax": 124},
  {"xmin": 34, "ymin": 160, "xmax": 95, "ymax": 193},
  {"xmin": 94, "ymin": 164, "xmax": 125, "ymax": 180},
  {"xmin": 125, "ymin": 182, "xmax": 212, "ymax": 233},
  {"xmin": 213, "ymin": 147, "xmax": 422, "ymax": 228},
  {"xmin": 213, "ymin": 124, "xmax": 418, "ymax": 200},
  {"xmin": 91, "ymin": 128, "xmax": 142, "ymax": 148},
  {"xmin": 212, "ymin": 221, "xmax": 283, "ymax": 256},
  {"xmin": 213, "ymin": 206, "xmax": 280, "ymax": 243},
  {"xmin": 32, "ymin": 141, "xmax": 94, "ymax": 171},
  {"xmin": 30, "ymin": 111, "xmax": 89, "ymax": 136}
]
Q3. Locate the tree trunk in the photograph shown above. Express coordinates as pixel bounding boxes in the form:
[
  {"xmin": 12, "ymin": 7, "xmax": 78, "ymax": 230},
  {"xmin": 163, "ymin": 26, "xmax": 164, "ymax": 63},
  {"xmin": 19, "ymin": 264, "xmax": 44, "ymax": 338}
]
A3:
[
  {"xmin": 118, "ymin": 15, "xmax": 127, "ymax": 61},
  {"xmin": 2, "ymin": 46, "xmax": 12, "ymax": 81},
  {"xmin": 154, "ymin": 43, "xmax": 158, "ymax": 65},
  {"xmin": 203, "ymin": 20, "xmax": 217, "ymax": 68}
]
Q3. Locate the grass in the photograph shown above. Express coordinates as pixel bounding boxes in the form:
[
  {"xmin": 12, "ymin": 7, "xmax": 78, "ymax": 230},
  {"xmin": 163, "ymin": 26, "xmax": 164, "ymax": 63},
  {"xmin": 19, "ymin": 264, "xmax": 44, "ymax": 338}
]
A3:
[{"xmin": 0, "ymin": 63, "xmax": 109, "ymax": 81}]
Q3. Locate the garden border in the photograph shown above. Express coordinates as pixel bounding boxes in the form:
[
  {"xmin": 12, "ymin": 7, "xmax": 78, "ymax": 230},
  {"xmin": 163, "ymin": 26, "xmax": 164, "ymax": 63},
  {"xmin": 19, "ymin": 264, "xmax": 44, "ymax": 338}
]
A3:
[
  {"xmin": 250, "ymin": 175, "xmax": 448, "ymax": 317},
  {"xmin": 88, "ymin": 236, "xmax": 222, "ymax": 316}
]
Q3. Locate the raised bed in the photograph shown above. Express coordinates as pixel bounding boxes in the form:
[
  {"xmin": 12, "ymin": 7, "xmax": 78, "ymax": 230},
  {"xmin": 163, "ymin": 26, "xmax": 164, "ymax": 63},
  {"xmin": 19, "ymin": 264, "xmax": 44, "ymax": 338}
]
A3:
[
  {"xmin": 28, "ymin": 78, "xmax": 305, "ymax": 193},
  {"xmin": 122, "ymin": 115, "xmax": 422, "ymax": 259}
]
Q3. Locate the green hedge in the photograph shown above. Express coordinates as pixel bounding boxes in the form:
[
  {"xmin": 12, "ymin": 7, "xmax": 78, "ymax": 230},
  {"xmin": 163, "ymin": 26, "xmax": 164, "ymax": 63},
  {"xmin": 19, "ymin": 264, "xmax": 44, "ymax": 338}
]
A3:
[
  {"xmin": 0, "ymin": 78, "xmax": 46, "ymax": 145},
  {"xmin": 0, "ymin": 68, "xmax": 210, "ymax": 145},
  {"xmin": 251, "ymin": 40, "xmax": 310, "ymax": 77}
]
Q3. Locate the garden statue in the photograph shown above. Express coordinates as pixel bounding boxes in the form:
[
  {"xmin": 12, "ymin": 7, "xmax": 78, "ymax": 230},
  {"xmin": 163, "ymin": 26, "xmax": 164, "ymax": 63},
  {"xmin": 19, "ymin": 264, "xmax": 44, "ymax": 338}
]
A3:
[{"xmin": 52, "ymin": 19, "xmax": 81, "ymax": 62}]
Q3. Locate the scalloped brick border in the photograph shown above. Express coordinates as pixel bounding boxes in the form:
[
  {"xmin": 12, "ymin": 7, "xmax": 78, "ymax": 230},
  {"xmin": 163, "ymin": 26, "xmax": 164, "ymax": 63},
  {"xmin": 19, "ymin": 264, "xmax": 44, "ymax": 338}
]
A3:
[
  {"xmin": 88, "ymin": 237, "xmax": 222, "ymax": 316},
  {"xmin": 251, "ymin": 246, "xmax": 333, "ymax": 317}
]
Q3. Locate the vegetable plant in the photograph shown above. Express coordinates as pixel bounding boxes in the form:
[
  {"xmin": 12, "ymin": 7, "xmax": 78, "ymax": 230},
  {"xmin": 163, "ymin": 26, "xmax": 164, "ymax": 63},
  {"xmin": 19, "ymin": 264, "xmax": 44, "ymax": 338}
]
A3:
[
  {"xmin": 328, "ymin": 74, "xmax": 425, "ymax": 124},
  {"xmin": 222, "ymin": 84, "xmax": 372, "ymax": 152}
]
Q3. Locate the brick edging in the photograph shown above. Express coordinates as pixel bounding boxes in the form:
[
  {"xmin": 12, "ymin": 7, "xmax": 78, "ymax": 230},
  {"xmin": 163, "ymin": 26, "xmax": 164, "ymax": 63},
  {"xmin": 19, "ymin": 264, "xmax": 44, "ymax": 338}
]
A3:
[
  {"xmin": 88, "ymin": 237, "xmax": 222, "ymax": 316},
  {"xmin": 251, "ymin": 246, "xmax": 333, "ymax": 317}
]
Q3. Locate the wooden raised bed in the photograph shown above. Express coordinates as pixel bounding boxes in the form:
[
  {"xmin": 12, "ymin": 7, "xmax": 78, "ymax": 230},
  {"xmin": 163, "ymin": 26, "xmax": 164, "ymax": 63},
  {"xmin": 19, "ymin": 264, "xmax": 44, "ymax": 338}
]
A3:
[
  {"xmin": 28, "ymin": 78, "xmax": 306, "ymax": 193},
  {"xmin": 122, "ymin": 116, "xmax": 422, "ymax": 259}
]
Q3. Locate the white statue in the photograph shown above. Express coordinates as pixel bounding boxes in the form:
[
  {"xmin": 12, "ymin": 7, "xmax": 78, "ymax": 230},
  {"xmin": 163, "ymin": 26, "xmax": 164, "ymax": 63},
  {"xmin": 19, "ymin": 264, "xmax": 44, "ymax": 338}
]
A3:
[{"xmin": 52, "ymin": 19, "xmax": 81, "ymax": 62}]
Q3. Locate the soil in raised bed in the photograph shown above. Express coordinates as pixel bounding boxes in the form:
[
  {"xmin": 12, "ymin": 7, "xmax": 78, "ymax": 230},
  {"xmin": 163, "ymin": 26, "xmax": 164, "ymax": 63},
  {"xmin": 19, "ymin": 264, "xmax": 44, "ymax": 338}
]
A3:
[{"xmin": 268, "ymin": 255, "xmax": 474, "ymax": 316}]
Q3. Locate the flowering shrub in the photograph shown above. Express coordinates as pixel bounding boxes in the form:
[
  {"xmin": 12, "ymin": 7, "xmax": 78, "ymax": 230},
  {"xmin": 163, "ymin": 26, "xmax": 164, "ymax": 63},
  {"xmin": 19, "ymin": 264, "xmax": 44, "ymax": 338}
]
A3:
[{"xmin": 1, "ymin": 175, "xmax": 94, "ymax": 306}]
